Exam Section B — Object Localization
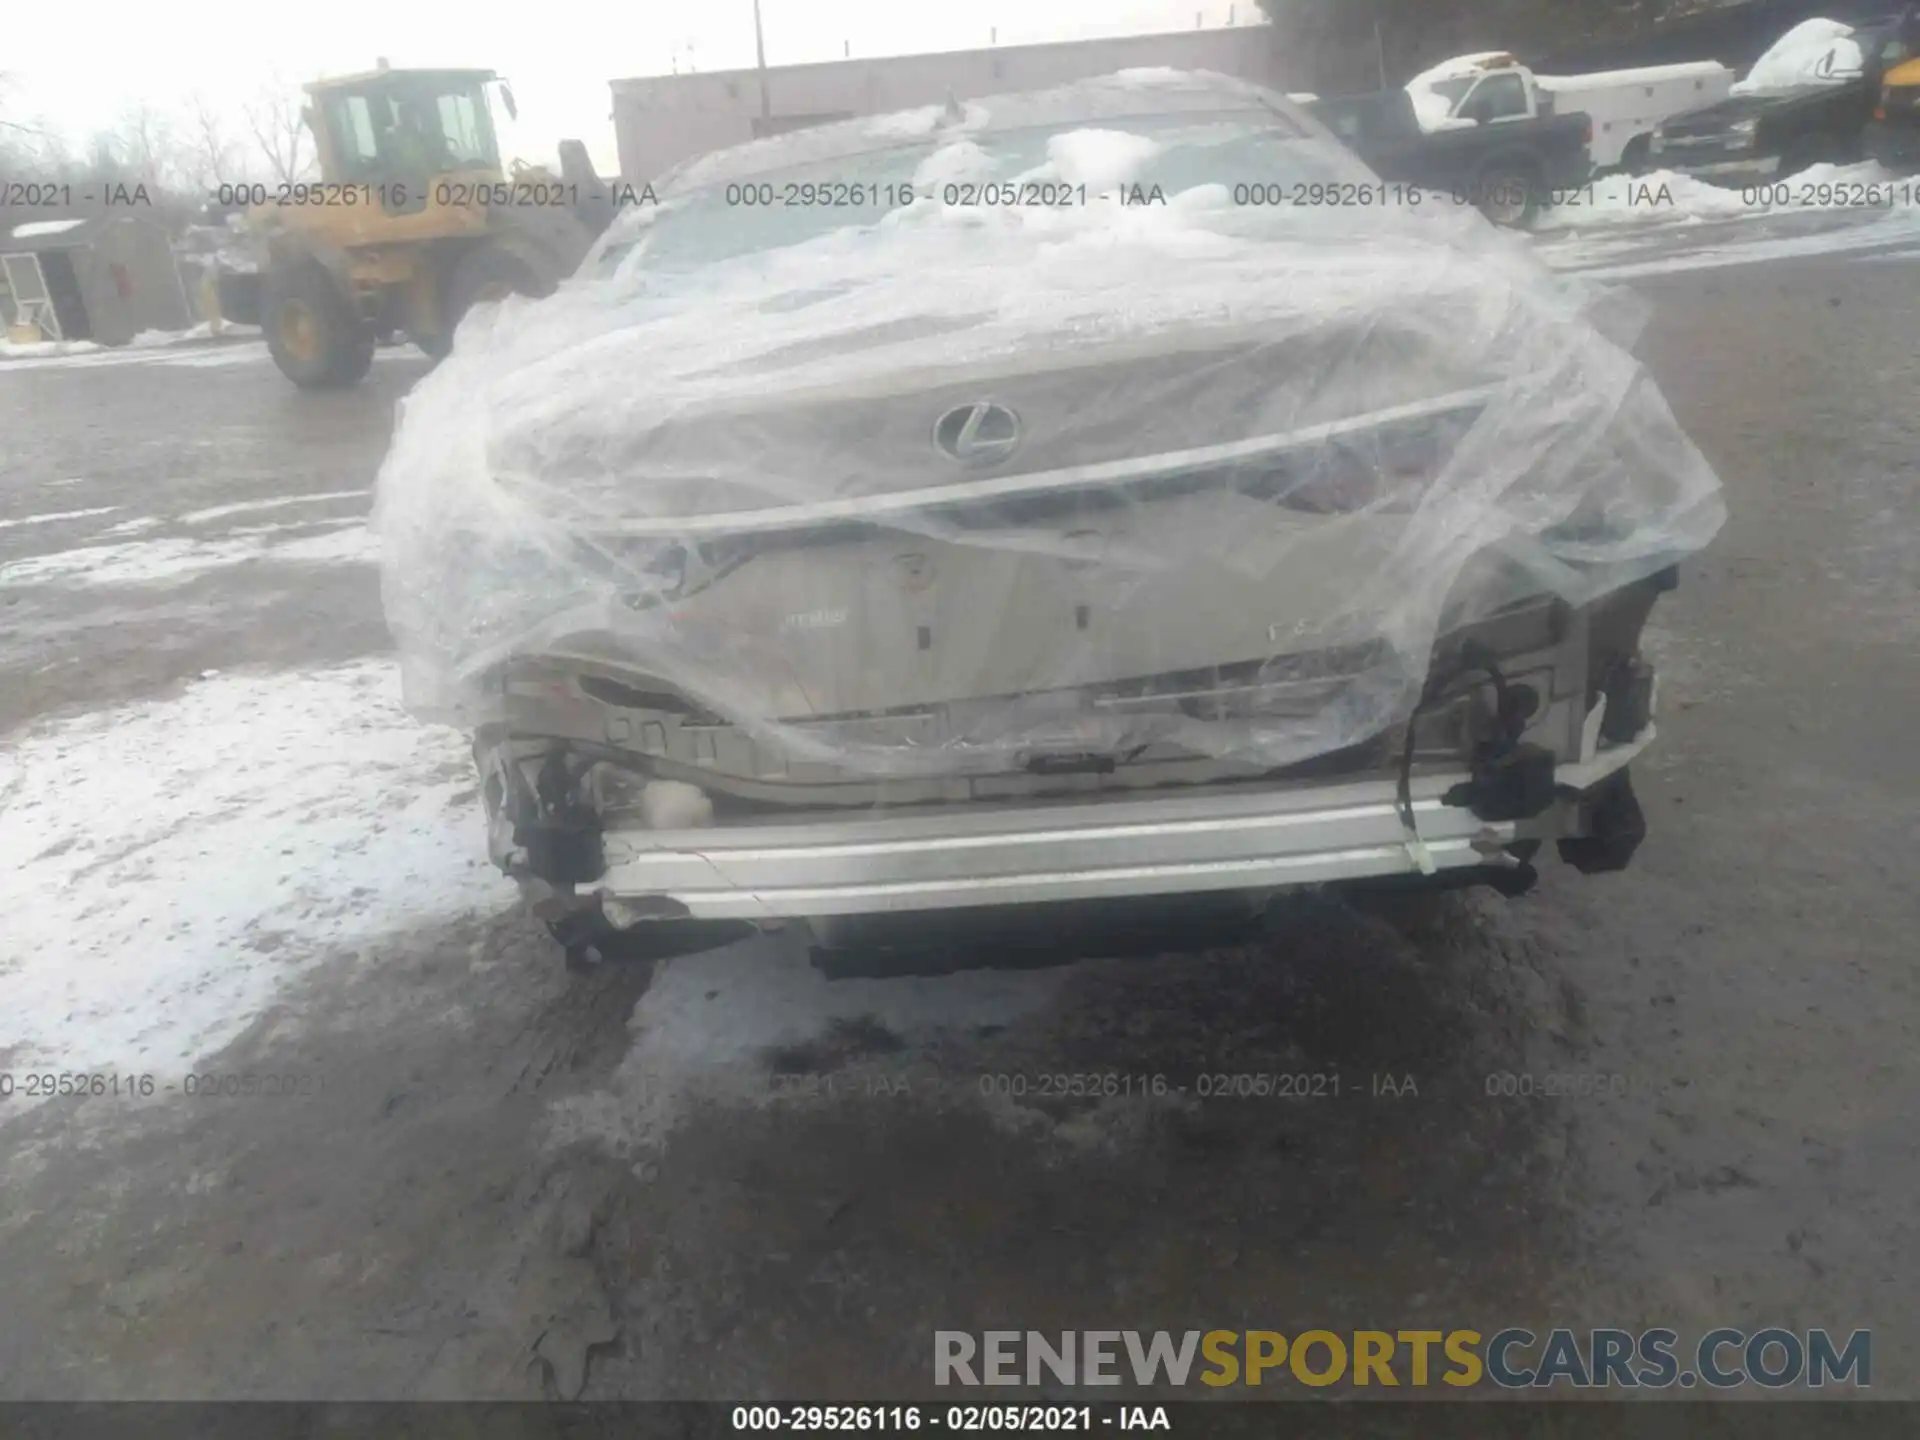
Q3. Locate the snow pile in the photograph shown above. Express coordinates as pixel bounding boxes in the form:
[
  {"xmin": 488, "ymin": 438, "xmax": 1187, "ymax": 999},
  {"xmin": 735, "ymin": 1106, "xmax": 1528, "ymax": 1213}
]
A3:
[
  {"xmin": 1034, "ymin": 127, "xmax": 1165, "ymax": 191},
  {"xmin": 1537, "ymin": 168, "xmax": 1776, "ymax": 231},
  {"xmin": 864, "ymin": 104, "xmax": 953, "ymax": 139},
  {"xmin": 2, "ymin": 332, "xmax": 264, "ymax": 366},
  {"xmin": 1, "ymin": 324, "xmax": 241, "ymax": 360},
  {"xmin": 0, "ymin": 340, "xmax": 272, "ymax": 371},
  {"xmin": 1731, "ymin": 18, "xmax": 1863, "ymax": 94},
  {"xmin": 913, "ymin": 138, "xmax": 995, "ymax": 189},
  {"xmin": 0, "ymin": 337, "xmax": 103, "ymax": 360},
  {"xmin": 0, "ymin": 662, "xmax": 501, "ymax": 1089},
  {"xmin": 1537, "ymin": 161, "xmax": 1918, "ymax": 232},
  {"xmin": 127, "ymin": 323, "xmax": 229, "ymax": 348},
  {"xmin": 1550, "ymin": 205, "xmax": 1920, "ymax": 279}
]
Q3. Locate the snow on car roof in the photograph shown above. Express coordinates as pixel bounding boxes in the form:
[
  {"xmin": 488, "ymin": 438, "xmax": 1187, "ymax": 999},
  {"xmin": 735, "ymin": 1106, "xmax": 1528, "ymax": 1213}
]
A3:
[
  {"xmin": 654, "ymin": 69, "xmax": 1303, "ymax": 193},
  {"xmin": 1731, "ymin": 17, "xmax": 1866, "ymax": 94}
]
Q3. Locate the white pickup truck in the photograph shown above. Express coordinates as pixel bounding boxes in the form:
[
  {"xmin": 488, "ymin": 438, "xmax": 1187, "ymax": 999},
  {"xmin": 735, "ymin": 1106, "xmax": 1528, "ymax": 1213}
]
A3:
[{"xmin": 1407, "ymin": 52, "xmax": 1737, "ymax": 173}]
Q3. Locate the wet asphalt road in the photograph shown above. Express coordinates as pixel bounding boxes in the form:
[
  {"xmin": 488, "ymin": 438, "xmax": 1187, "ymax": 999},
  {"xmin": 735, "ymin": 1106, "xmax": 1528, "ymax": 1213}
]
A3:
[{"xmin": 0, "ymin": 246, "xmax": 1916, "ymax": 1401}]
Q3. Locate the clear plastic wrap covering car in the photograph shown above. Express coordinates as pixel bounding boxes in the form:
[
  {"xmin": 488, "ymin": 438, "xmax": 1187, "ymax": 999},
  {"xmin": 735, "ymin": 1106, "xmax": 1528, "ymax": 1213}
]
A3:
[{"xmin": 375, "ymin": 70, "xmax": 1725, "ymax": 779}]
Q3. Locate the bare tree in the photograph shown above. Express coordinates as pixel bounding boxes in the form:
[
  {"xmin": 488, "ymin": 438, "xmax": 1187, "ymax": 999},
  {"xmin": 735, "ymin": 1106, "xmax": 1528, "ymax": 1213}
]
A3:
[
  {"xmin": 0, "ymin": 70, "xmax": 44, "ymax": 149},
  {"xmin": 0, "ymin": 72, "xmax": 27, "ymax": 129},
  {"xmin": 183, "ymin": 91, "xmax": 244, "ymax": 191},
  {"xmin": 243, "ymin": 77, "xmax": 312, "ymax": 184},
  {"xmin": 116, "ymin": 102, "xmax": 186, "ymax": 191}
]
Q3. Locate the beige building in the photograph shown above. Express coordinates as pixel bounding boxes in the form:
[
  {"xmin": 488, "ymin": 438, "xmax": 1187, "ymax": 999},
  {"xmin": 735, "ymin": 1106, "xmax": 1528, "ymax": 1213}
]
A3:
[{"xmin": 610, "ymin": 25, "xmax": 1309, "ymax": 184}]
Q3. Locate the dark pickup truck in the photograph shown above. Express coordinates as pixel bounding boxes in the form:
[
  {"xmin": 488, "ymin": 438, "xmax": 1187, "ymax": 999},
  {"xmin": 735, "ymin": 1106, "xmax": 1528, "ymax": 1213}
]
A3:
[
  {"xmin": 1650, "ymin": 17, "xmax": 1916, "ymax": 182},
  {"xmin": 1303, "ymin": 87, "xmax": 1592, "ymax": 226}
]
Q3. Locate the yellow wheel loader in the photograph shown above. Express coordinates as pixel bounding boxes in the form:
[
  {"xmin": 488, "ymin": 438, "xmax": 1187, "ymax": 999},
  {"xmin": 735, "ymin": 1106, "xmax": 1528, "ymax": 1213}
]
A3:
[
  {"xmin": 216, "ymin": 63, "xmax": 619, "ymax": 388},
  {"xmin": 1867, "ymin": 54, "xmax": 1920, "ymax": 171}
]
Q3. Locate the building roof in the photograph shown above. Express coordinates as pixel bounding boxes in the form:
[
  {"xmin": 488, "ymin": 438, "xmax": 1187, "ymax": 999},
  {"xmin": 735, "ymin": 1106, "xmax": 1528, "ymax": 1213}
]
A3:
[
  {"xmin": 2, "ymin": 212, "xmax": 167, "ymax": 252},
  {"xmin": 610, "ymin": 24, "xmax": 1273, "ymax": 91},
  {"xmin": 3, "ymin": 215, "xmax": 106, "ymax": 251},
  {"xmin": 10, "ymin": 217, "xmax": 89, "ymax": 240},
  {"xmin": 307, "ymin": 65, "xmax": 499, "ymax": 93}
]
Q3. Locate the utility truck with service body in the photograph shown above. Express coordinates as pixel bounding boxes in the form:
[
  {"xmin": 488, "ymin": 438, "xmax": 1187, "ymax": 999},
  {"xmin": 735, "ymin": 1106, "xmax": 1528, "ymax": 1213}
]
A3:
[{"xmin": 1405, "ymin": 52, "xmax": 1736, "ymax": 173}]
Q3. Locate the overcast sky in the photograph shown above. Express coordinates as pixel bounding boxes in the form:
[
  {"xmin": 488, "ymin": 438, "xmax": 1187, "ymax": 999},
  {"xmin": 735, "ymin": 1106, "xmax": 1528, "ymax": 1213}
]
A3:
[{"xmin": 7, "ymin": 0, "xmax": 1261, "ymax": 176}]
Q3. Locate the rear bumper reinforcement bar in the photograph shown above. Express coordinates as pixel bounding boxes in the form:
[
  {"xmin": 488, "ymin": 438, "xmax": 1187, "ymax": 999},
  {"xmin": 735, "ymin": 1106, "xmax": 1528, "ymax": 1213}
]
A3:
[{"xmin": 587, "ymin": 728, "xmax": 1652, "ymax": 922}]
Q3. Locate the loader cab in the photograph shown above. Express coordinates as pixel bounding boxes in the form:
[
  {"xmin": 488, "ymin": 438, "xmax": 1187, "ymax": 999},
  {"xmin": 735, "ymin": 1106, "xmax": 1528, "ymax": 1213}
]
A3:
[
  {"xmin": 305, "ymin": 66, "xmax": 507, "ymax": 206},
  {"xmin": 1882, "ymin": 53, "xmax": 1920, "ymax": 107},
  {"xmin": 1867, "ymin": 54, "xmax": 1920, "ymax": 168}
]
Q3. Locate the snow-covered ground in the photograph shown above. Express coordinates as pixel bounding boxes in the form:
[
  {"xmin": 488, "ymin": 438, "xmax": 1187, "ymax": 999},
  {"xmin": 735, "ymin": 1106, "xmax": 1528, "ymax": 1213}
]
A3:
[
  {"xmin": 0, "ymin": 334, "xmax": 410, "ymax": 372},
  {"xmin": 550, "ymin": 937, "xmax": 1070, "ymax": 1159},
  {"xmin": 0, "ymin": 323, "xmax": 259, "ymax": 363},
  {"xmin": 0, "ymin": 661, "xmax": 502, "ymax": 1092},
  {"xmin": 1551, "ymin": 215, "xmax": 1920, "ymax": 280},
  {"xmin": 177, "ymin": 490, "xmax": 368, "ymax": 525},
  {"xmin": 0, "ymin": 339, "xmax": 274, "ymax": 371},
  {"xmin": 0, "ymin": 507, "xmax": 120, "ymax": 533},
  {"xmin": 0, "ymin": 520, "xmax": 378, "ymax": 589},
  {"xmin": 1533, "ymin": 161, "xmax": 1920, "ymax": 277},
  {"xmin": 1536, "ymin": 162, "xmax": 1920, "ymax": 233}
]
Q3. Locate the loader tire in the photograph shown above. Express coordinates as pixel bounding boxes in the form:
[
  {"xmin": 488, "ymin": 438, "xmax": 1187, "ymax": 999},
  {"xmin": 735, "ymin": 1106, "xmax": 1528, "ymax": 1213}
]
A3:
[
  {"xmin": 262, "ymin": 263, "xmax": 373, "ymax": 389},
  {"xmin": 420, "ymin": 244, "xmax": 551, "ymax": 360}
]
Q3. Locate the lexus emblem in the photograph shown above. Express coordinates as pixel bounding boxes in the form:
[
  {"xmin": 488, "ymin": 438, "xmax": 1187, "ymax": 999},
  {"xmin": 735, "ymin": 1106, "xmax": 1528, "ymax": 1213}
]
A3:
[{"xmin": 932, "ymin": 402, "xmax": 1021, "ymax": 467}]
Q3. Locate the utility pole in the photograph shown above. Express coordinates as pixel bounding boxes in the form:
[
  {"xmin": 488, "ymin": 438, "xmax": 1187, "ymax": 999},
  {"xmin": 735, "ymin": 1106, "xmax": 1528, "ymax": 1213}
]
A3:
[{"xmin": 753, "ymin": 0, "xmax": 771, "ymax": 121}]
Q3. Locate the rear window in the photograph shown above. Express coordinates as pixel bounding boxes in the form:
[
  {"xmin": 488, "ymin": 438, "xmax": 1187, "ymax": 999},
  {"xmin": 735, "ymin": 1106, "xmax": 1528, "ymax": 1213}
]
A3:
[
  {"xmin": 1307, "ymin": 92, "xmax": 1418, "ymax": 142},
  {"xmin": 596, "ymin": 108, "xmax": 1343, "ymax": 277}
]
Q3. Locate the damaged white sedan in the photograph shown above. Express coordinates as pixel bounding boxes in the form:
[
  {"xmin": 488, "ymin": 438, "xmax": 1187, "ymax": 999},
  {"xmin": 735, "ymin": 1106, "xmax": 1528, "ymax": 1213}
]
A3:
[{"xmin": 375, "ymin": 71, "xmax": 1725, "ymax": 965}]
